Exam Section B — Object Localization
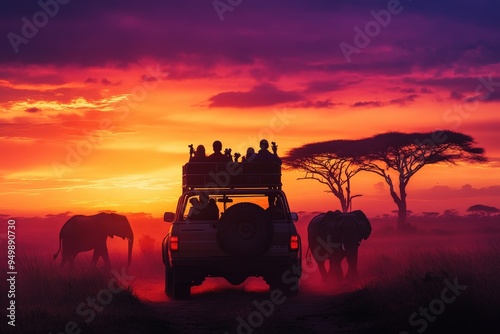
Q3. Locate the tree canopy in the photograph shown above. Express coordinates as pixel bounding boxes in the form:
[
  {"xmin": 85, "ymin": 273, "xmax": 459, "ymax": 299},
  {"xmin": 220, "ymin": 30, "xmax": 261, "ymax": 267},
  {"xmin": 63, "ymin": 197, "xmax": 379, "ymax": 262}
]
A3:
[
  {"xmin": 351, "ymin": 130, "xmax": 486, "ymax": 228},
  {"xmin": 284, "ymin": 130, "xmax": 487, "ymax": 229},
  {"xmin": 467, "ymin": 204, "xmax": 499, "ymax": 216},
  {"xmin": 283, "ymin": 140, "xmax": 362, "ymax": 212}
]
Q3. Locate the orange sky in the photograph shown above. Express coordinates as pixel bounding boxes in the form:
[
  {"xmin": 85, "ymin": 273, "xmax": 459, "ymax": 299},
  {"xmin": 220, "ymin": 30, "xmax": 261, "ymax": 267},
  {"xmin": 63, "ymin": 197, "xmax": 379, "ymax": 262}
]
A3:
[
  {"xmin": 1, "ymin": 63, "xmax": 499, "ymax": 218},
  {"xmin": 1, "ymin": 1, "xmax": 500, "ymax": 218}
]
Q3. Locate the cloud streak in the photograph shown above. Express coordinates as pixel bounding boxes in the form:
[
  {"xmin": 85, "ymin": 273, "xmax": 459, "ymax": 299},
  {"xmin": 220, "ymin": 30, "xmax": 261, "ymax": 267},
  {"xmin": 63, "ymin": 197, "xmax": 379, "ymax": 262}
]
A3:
[{"xmin": 208, "ymin": 83, "xmax": 304, "ymax": 108}]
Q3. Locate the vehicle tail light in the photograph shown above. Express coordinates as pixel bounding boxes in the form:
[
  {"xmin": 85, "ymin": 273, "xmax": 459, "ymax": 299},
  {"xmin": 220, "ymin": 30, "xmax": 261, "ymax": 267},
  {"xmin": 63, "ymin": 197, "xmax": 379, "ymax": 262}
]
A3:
[
  {"xmin": 290, "ymin": 235, "xmax": 299, "ymax": 251},
  {"xmin": 170, "ymin": 235, "xmax": 179, "ymax": 251}
]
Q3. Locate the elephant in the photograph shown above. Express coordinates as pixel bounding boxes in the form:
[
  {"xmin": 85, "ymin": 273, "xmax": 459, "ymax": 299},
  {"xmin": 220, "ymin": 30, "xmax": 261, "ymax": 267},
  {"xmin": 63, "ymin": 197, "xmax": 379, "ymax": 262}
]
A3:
[
  {"xmin": 53, "ymin": 213, "xmax": 134, "ymax": 267},
  {"xmin": 306, "ymin": 210, "xmax": 371, "ymax": 282}
]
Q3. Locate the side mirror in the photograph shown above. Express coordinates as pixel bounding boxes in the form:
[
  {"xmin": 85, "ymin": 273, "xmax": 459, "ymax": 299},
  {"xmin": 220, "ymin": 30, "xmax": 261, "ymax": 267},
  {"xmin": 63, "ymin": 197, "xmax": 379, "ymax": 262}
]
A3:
[
  {"xmin": 290, "ymin": 212, "xmax": 298, "ymax": 222},
  {"xmin": 164, "ymin": 212, "xmax": 175, "ymax": 222}
]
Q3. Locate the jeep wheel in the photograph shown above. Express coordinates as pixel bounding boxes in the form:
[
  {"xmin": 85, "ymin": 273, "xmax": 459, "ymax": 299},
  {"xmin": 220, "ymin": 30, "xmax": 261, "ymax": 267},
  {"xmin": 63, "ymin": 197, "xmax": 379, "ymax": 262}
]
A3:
[
  {"xmin": 217, "ymin": 202, "xmax": 273, "ymax": 256},
  {"xmin": 171, "ymin": 269, "xmax": 191, "ymax": 299},
  {"xmin": 165, "ymin": 265, "xmax": 173, "ymax": 297}
]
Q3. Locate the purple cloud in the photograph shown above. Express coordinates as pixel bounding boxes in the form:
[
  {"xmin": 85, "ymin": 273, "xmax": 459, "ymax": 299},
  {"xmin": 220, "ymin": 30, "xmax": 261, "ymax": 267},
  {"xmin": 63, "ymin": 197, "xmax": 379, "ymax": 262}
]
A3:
[
  {"xmin": 101, "ymin": 78, "xmax": 121, "ymax": 86},
  {"xmin": 352, "ymin": 101, "xmax": 384, "ymax": 108},
  {"xmin": 304, "ymin": 80, "xmax": 355, "ymax": 94},
  {"xmin": 293, "ymin": 99, "xmax": 338, "ymax": 109},
  {"xmin": 208, "ymin": 83, "xmax": 303, "ymax": 108},
  {"xmin": 25, "ymin": 107, "xmax": 41, "ymax": 113},
  {"xmin": 388, "ymin": 94, "xmax": 419, "ymax": 106},
  {"xmin": 412, "ymin": 184, "xmax": 500, "ymax": 200},
  {"xmin": 352, "ymin": 94, "xmax": 418, "ymax": 108}
]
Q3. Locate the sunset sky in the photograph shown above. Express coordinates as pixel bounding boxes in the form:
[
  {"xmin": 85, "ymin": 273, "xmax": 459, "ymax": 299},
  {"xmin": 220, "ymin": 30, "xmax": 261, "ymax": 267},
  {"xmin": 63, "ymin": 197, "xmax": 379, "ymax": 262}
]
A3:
[{"xmin": 1, "ymin": 0, "xmax": 499, "ymax": 218}]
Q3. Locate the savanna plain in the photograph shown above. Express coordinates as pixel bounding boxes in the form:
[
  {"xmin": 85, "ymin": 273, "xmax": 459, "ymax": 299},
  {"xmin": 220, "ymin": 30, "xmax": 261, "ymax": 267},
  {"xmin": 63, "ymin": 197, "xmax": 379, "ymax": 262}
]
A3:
[{"xmin": 1, "ymin": 212, "xmax": 499, "ymax": 334}]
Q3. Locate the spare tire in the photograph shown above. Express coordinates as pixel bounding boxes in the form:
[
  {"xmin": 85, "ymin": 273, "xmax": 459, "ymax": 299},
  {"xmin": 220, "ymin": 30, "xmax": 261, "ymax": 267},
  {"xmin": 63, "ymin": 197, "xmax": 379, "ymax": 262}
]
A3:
[{"xmin": 217, "ymin": 202, "xmax": 274, "ymax": 256}]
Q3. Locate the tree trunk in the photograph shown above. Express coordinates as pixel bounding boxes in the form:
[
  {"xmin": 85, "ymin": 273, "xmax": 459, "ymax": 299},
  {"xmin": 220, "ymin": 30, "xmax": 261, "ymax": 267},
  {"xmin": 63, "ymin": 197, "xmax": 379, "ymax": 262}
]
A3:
[
  {"xmin": 384, "ymin": 174, "xmax": 406, "ymax": 230},
  {"xmin": 396, "ymin": 202, "xmax": 406, "ymax": 229},
  {"xmin": 340, "ymin": 197, "xmax": 349, "ymax": 213},
  {"xmin": 397, "ymin": 183, "xmax": 408, "ymax": 230}
]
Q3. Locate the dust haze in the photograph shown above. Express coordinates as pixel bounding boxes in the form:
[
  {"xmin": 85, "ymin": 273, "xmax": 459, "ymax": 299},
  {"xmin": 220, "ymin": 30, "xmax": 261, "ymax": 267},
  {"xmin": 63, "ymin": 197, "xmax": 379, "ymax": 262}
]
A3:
[{"xmin": 1, "ymin": 211, "xmax": 499, "ymax": 333}]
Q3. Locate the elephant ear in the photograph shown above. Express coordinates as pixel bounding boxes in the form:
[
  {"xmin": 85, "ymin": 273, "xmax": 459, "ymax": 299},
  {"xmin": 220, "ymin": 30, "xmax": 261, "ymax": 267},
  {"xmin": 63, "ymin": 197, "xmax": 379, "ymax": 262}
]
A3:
[
  {"xmin": 339, "ymin": 214, "xmax": 360, "ymax": 245},
  {"xmin": 351, "ymin": 210, "xmax": 372, "ymax": 240},
  {"xmin": 321, "ymin": 210, "xmax": 343, "ymax": 226},
  {"xmin": 318, "ymin": 210, "xmax": 343, "ymax": 242},
  {"xmin": 100, "ymin": 213, "xmax": 116, "ymax": 238}
]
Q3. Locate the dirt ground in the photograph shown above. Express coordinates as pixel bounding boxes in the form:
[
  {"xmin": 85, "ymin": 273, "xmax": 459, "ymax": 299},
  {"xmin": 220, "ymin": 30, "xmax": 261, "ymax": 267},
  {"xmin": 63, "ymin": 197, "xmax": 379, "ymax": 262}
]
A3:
[{"xmin": 133, "ymin": 274, "xmax": 376, "ymax": 334}]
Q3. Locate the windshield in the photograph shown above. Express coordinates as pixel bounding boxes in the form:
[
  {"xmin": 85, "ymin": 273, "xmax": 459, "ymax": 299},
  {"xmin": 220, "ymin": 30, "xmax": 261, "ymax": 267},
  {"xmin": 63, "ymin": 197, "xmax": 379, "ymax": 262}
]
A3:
[{"xmin": 181, "ymin": 192, "xmax": 288, "ymax": 221}]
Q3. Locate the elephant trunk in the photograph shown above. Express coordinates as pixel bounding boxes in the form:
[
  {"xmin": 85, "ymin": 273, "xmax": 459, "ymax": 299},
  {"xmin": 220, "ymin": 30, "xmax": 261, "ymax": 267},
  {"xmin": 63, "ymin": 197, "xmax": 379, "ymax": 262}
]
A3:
[
  {"xmin": 340, "ymin": 215, "xmax": 360, "ymax": 248},
  {"xmin": 127, "ymin": 236, "xmax": 133, "ymax": 266}
]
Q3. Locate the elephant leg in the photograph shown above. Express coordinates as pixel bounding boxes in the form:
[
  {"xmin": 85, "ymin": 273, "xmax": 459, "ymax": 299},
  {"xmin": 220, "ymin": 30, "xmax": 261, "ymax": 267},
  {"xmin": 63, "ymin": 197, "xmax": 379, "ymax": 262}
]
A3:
[
  {"xmin": 316, "ymin": 261, "xmax": 328, "ymax": 283},
  {"xmin": 329, "ymin": 251, "xmax": 344, "ymax": 281},
  {"xmin": 69, "ymin": 255, "xmax": 76, "ymax": 268},
  {"xmin": 101, "ymin": 246, "xmax": 111, "ymax": 268},
  {"xmin": 93, "ymin": 244, "xmax": 111, "ymax": 268},
  {"xmin": 61, "ymin": 252, "xmax": 73, "ymax": 267},
  {"xmin": 91, "ymin": 249, "xmax": 100, "ymax": 266},
  {"xmin": 345, "ymin": 245, "xmax": 359, "ymax": 280},
  {"xmin": 60, "ymin": 254, "xmax": 67, "ymax": 267}
]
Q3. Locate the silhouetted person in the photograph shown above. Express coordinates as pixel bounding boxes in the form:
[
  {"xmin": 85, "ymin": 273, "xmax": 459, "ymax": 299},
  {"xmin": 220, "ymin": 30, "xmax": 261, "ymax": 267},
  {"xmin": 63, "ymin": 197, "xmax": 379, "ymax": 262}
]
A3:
[
  {"xmin": 242, "ymin": 147, "xmax": 256, "ymax": 162},
  {"xmin": 266, "ymin": 195, "xmax": 285, "ymax": 220},
  {"xmin": 187, "ymin": 197, "xmax": 201, "ymax": 219},
  {"xmin": 204, "ymin": 198, "xmax": 219, "ymax": 220},
  {"xmin": 254, "ymin": 139, "xmax": 281, "ymax": 164},
  {"xmin": 198, "ymin": 194, "xmax": 219, "ymax": 220},
  {"xmin": 208, "ymin": 140, "xmax": 232, "ymax": 162},
  {"xmin": 189, "ymin": 145, "xmax": 207, "ymax": 162}
]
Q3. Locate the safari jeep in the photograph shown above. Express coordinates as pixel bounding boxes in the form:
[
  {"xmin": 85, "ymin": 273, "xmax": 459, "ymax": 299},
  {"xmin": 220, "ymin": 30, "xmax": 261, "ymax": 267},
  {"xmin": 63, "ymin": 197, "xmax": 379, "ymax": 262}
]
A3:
[{"xmin": 162, "ymin": 162, "xmax": 302, "ymax": 299}]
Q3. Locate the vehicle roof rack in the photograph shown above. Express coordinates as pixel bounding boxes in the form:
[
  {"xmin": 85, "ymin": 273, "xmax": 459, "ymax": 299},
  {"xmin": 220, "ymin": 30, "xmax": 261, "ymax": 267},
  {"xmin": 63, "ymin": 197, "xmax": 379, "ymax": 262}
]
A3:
[{"xmin": 182, "ymin": 162, "xmax": 281, "ymax": 191}]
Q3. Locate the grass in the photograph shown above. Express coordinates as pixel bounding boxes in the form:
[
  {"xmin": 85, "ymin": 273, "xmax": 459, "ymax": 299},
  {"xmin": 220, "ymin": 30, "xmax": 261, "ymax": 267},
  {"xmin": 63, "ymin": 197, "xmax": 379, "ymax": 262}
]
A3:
[
  {"xmin": 3, "ymin": 216, "xmax": 499, "ymax": 333},
  {"xmin": 339, "ymin": 235, "xmax": 500, "ymax": 333},
  {"xmin": 4, "ymin": 255, "xmax": 171, "ymax": 334}
]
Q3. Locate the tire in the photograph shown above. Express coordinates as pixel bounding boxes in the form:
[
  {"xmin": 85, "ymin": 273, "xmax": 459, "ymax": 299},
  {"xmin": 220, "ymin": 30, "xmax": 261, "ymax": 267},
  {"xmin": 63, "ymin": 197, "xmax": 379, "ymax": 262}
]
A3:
[
  {"xmin": 217, "ymin": 202, "xmax": 274, "ymax": 256},
  {"xmin": 171, "ymin": 268, "xmax": 191, "ymax": 299},
  {"xmin": 165, "ymin": 265, "xmax": 173, "ymax": 297}
]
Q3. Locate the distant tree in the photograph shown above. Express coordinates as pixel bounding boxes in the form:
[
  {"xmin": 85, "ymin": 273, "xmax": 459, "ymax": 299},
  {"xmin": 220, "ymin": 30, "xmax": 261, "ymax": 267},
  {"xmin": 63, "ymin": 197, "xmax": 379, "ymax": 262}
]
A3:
[
  {"xmin": 466, "ymin": 204, "xmax": 499, "ymax": 216},
  {"xmin": 443, "ymin": 209, "xmax": 460, "ymax": 217},
  {"xmin": 283, "ymin": 140, "xmax": 363, "ymax": 212},
  {"xmin": 391, "ymin": 209, "xmax": 412, "ymax": 216},
  {"xmin": 421, "ymin": 212, "xmax": 440, "ymax": 218}
]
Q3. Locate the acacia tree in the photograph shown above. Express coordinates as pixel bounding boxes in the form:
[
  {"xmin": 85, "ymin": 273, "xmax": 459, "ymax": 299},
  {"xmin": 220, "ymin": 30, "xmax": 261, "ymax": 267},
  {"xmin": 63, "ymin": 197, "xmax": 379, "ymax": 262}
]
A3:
[
  {"xmin": 353, "ymin": 130, "xmax": 487, "ymax": 229},
  {"xmin": 467, "ymin": 204, "xmax": 499, "ymax": 216},
  {"xmin": 283, "ymin": 140, "xmax": 363, "ymax": 212}
]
